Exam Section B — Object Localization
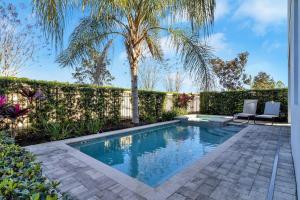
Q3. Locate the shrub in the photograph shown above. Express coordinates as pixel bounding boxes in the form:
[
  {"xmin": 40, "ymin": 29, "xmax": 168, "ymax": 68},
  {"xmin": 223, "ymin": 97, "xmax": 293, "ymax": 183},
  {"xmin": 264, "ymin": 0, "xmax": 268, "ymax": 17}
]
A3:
[
  {"xmin": 0, "ymin": 132, "xmax": 65, "ymax": 200},
  {"xmin": 200, "ymin": 89, "xmax": 288, "ymax": 121},
  {"xmin": 172, "ymin": 107, "xmax": 188, "ymax": 116},
  {"xmin": 0, "ymin": 87, "xmax": 44, "ymax": 138},
  {"xmin": 173, "ymin": 93, "xmax": 194, "ymax": 109},
  {"xmin": 161, "ymin": 108, "xmax": 188, "ymax": 121},
  {"xmin": 162, "ymin": 110, "xmax": 178, "ymax": 121},
  {"xmin": 0, "ymin": 77, "xmax": 171, "ymax": 143}
]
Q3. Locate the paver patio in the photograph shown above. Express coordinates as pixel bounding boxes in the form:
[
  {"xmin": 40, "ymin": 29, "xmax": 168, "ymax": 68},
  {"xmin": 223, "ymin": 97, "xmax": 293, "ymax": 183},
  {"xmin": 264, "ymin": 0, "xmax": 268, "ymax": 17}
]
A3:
[{"xmin": 26, "ymin": 125, "xmax": 296, "ymax": 200}]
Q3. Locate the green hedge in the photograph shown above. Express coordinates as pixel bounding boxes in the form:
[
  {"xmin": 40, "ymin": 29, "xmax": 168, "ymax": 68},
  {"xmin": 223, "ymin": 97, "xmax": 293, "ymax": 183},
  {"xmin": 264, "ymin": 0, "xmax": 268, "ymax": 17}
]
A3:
[
  {"xmin": 0, "ymin": 77, "xmax": 168, "ymax": 143},
  {"xmin": 138, "ymin": 90, "xmax": 166, "ymax": 123},
  {"xmin": 0, "ymin": 132, "xmax": 65, "ymax": 200},
  {"xmin": 200, "ymin": 89, "xmax": 288, "ymax": 120}
]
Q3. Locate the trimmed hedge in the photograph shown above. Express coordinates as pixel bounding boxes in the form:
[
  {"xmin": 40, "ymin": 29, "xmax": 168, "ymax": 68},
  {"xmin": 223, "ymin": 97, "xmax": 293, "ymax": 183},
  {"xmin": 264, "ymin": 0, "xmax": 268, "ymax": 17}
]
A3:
[
  {"xmin": 0, "ymin": 77, "xmax": 168, "ymax": 143},
  {"xmin": 0, "ymin": 132, "xmax": 65, "ymax": 200},
  {"xmin": 200, "ymin": 89, "xmax": 288, "ymax": 120},
  {"xmin": 138, "ymin": 90, "xmax": 166, "ymax": 123}
]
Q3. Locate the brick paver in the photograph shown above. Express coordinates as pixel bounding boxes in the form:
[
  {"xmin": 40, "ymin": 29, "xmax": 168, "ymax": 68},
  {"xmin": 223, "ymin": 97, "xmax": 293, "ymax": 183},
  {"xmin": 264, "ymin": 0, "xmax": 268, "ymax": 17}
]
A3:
[{"xmin": 168, "ymin": 126, "xmax": 297, "ymax": 200}]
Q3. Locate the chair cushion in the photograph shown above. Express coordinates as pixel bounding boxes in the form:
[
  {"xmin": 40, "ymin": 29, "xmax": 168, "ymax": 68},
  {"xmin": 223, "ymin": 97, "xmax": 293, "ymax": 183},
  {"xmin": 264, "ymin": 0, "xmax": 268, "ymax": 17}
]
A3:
[
  {"xmin": 236, "ymin": 113, "xmax": 255, "ymax": 117},
  {"xmin": 256, "ymin": 114, "xmax": 278, "ymax": 119}
]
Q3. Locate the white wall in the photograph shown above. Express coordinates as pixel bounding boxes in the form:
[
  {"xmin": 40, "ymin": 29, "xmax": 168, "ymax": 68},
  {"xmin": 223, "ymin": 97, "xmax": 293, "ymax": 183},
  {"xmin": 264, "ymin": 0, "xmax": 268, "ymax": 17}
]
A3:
[{"xmin": 289, "ymin": 0, "xmax": 300, "ymax": 198}]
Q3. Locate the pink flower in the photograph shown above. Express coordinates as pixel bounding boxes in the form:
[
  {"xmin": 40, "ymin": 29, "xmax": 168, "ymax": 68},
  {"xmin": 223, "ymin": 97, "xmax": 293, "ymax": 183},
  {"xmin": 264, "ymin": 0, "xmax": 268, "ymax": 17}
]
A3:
[
  {"xmin": 20, "ymin": 87, "xmax": 45, "ymax": 103},
  {"xmin": 14, "ymin": 104, "xmax": 21, "ymax": 113},
  {"xmin": 5, "ymin": 104, "xmax": 30, "ymax": 120},
  {"xmin": 0, "ymin": 96, "xmax": 7, "ymax": 107}
]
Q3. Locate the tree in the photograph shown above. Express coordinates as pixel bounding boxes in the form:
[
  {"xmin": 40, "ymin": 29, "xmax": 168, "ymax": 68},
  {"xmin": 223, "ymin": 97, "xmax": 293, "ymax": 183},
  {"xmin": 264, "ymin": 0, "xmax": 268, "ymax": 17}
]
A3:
[
  {"xmin": 33, "ymin": 0, "xmax": 215, "ymax": 124},
  {"xmin": 0, "ymin": 1, "xmax": 48, "ymax": 76},
  {"xmin": 211, "ymin": 52, "xmax": 251, "ymax": 90},
  {"xmin": 64, "ymin": 41, "xmax": 114, "ymax": 86},
  {"xmin": 164, "ymin": 71, "xmax": 184, "ymax": 93},
  {"xmin": 165, "ymin": 74, "xmax": 175, "ymax": 92},
  {"xmin": 138, "ymin": 61, "xmax": 159, "ymax": 90},
  {"xmin": 276, "ymin": 80, "xmax": 286, "ymax": 89},
  {"xmin": 252, "ymin": 72, "xmax": 275, "ymax": 89}
]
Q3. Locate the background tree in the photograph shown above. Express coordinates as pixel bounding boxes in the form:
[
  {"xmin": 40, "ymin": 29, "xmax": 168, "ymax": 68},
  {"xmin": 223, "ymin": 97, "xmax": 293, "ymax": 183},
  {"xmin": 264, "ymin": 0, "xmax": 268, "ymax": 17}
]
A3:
[
  {"xmin": 63, "ymin": 41, "xmax": 114, "ymax": 86},
  {"xmin": 164, "ymin": 71, "xmax": 184, "ymax": 93},
  {"xmin": 33, "ymin": 0, "xmax": 215, "ymax": 124},
  {"xmin": 174, "ymin": 71, "xmax": 184, "ymax": 93},
  {"xmin": 138, "ymin": 62, "xmax": 159, "ymax": 90},
  {"xmin": 0, "ymin": 1, "xmax": 48, "ymax": 76},
  {"xmin": 194, "ymin": 68, "xmax": 215, "ymax": 92},
  {"xmin": 275, "ymin": 80, "xmax": 286, "ymax": 89},
  {"xmin": 165, "ymin": 74, "xmax": 175, "ymax": 92},
  {"xmin": 211, "ymin": 52, "xmax": 251, "ymax": 90},
  {"xmin": 252, "ymin": 72, "xmax": 275, "ymax": 89}
]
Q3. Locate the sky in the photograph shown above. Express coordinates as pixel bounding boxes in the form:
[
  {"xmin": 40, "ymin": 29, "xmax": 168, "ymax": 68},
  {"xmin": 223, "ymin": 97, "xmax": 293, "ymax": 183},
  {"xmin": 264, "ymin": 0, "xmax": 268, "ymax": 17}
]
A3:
[{"xmin": 10, "ymin": 0, "xmax": 288, "ymax": 92}]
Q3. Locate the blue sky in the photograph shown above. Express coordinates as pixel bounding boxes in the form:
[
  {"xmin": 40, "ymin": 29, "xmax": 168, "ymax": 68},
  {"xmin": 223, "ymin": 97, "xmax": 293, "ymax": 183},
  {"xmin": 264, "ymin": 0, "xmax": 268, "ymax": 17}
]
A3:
[{"xmin": 14, "ymin": 0, "xmax": 288, "ymax": 92}]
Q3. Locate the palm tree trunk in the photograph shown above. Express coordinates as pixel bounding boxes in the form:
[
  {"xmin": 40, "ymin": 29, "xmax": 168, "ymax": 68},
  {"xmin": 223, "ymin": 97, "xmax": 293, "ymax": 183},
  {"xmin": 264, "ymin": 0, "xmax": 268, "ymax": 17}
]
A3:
[
  {"xmin": 126, "ymin": 37, "xmax": 141, "ymax": 124},
  {"xmin": 131, "ymin": 61, "xmax": 139, "ymax": 124}
]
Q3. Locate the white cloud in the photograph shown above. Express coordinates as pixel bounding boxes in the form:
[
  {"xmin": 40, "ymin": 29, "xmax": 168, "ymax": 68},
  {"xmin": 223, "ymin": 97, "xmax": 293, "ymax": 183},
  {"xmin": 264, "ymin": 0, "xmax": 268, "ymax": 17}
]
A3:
[
  {"xmin": 234, "ymin": 0, "xmax": 287, "ymax": 34},
  {"xmin": 205, "ymin": 33, "xmax": 230, "ymax": 54},
  {"xmin": 262, "ymin": 40, "xmax": 283, "ymax": 52},
  {"xmin": 215, "ymin": 0, "xmax": 231, "ymax": 20}
]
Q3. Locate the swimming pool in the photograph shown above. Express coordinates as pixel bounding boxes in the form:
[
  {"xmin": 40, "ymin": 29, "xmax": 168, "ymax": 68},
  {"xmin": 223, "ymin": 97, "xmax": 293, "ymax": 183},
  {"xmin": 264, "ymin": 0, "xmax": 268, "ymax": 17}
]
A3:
[{"xmin": 70, "ymin": 122, "xmax": 244, "ymax": 187}]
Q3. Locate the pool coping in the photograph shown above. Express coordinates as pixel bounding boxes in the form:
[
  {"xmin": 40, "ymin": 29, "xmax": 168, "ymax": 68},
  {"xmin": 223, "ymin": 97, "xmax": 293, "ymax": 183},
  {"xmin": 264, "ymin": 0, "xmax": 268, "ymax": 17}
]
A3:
[
  {"xmin": 26, "ymin": 120, "xmax": 251, "ymax": 200},
  {"xmin": 176, "ymin": 114, "xmax": 234, "ymax": 127}
]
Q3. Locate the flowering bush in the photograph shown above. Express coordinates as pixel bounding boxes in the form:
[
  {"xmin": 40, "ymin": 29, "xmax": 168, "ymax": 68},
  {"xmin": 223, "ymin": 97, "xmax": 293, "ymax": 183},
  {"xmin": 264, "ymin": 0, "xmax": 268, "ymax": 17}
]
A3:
[
  {"xmin": 176, "ymin": 93, "xmax": 194, "ymax": 109},
  {"xmin": 0, "ymin": 87, "xmax": 44, "ymax": 137}
]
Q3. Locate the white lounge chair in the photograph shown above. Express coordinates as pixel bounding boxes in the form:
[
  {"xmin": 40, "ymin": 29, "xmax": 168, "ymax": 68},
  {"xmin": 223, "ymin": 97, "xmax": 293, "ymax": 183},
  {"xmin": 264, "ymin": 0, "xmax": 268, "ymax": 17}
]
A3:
[
  {"xmin": 234, "ymin": 99, "xmax": 258, "ymax": 123},
  {"xmin": 254, "ymin": 101, "xmax": 281, "ymax": 125}
]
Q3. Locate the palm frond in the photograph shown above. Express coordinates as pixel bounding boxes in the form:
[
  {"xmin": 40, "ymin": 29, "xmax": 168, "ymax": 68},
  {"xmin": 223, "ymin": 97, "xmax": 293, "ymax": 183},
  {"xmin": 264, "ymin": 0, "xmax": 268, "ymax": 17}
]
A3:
[
  {"xmin": 32, "ymin": 0, "xmax": 76, "ymax": 48},
  {"xmin": 167, "ymin": 0, "xmax": 215, "ymax": 34},
  {"xmin": 56, "ymin": 16, "xmax": 119, "ymax": 67},
  {"xmin": 144, "ymin": 33, "xmax": 163, "ymax": 61},
  {"xmin": 169, "ymin": 29, "xmax": 215, "ymax": 91}
]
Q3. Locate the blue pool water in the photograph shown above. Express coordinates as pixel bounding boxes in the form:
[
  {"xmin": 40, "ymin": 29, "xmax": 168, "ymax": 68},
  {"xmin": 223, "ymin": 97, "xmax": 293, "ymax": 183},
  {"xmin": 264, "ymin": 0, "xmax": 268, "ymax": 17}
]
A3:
[{"xmin": 70, "ymin": 123, "xmax": 244, "ymax": 187}]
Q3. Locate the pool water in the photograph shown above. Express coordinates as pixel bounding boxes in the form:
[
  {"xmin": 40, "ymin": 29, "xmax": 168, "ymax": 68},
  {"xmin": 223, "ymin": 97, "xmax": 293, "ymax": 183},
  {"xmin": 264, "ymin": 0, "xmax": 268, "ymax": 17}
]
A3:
[{"xmin": 70, "ymin": 123, "xmax": 244, "ymax": 187}]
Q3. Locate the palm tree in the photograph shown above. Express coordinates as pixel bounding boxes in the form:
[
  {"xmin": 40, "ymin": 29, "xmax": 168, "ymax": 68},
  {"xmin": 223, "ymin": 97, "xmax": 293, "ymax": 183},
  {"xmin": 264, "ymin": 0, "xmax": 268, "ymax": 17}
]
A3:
[{"xmin": 33, "ymin": 0, "xmax": 216, "ymax": 124}]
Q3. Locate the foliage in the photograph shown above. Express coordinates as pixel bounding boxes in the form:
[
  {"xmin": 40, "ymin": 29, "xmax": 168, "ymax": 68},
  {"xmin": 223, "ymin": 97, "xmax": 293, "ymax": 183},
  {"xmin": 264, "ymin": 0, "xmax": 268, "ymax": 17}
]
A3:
[
  {"xmin": 0, "ymin": 1, "xmax": 49, "ymax": 76},
  {"xmin": 138, "ymin": 90, "xmax": 166, "ymax": 123},
  {"xmin": 0, "ymin": 132, "xmax": 64, "ymax": 200},
  {"xmin": 276, "ymin": 80, "xmax": 286, "ymax": 89},
  {"xmin": 0, "ymin": 77, "xmax": 181, "ymax": 143},
  {"xmin": 0, "ymin": 87, "xmax": 43, "ymax": 138},
  {"xmin": 161, "ymin": 110, "xmax": 178, "ymax": 121},
  {"xmin": 172, "ymin": 107, "xmax": 189, "ymax": 116},
  {"xmin": 211, "ymin": 52, "xmax": 251, "ymax": 90},
  {"xmin": 161, "ymin": 107, "xmax": 189, "ymax": 121},
  {"xmin": 60, "ymin": 40, "xmax": 114, "ymax": 86},
  {"xmin": 200, "ymin": 89, "xmax": 288, "ymax": 121},
  {"xmin": 173, "ymin": 93, "xmax": 194, "ymax": 109},
  {"xmin": 32, "ymin": 0, "xmax": 216, "ymax": 124},
  {"xmin": 252, "ymin": 72, "xmax": 275, "ymax": 89},
  {"xmin": 168, "ymin": 93, "xmax": 194, "ymax": 117}
]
